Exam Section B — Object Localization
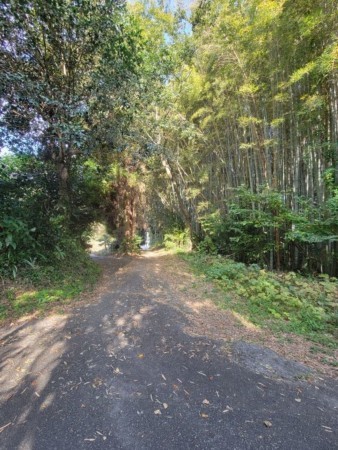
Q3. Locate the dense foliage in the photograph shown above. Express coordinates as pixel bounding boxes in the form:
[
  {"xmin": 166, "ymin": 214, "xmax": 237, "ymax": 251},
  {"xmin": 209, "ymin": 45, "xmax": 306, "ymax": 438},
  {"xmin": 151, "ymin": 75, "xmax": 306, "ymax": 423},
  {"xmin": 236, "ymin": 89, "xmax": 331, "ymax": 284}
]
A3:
[
  {"xmin": 139, "ymin": 0, "xmax": 338, "ymax": 275},
  {"xmin": 184, "ymin": 252, "xmax": 337, "ymax": 347},
  {"xmin": 0, "ymin": 154, "xmax": 106, "ymax": 276},
  {"xmin": 0, "ymin": 0, "xmax": 143, "ymax": 276},
  {"xmin": 1, "ymin": 0, "xmax": 337, "ymax": 287}
]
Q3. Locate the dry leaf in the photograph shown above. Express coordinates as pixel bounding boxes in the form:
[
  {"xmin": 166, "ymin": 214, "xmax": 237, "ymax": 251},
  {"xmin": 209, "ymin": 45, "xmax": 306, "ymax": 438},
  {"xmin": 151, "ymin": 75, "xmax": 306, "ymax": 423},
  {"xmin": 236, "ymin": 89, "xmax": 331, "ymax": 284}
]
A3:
[
  {"xmin": 222, "ymin": 406, "xmax": 233, "ymax": 413},
  {"xmin": 264, "ymin": 421, "xmax": 272, "ymax": 428},
  {"xmin": 154, "ymin": 409, "xmax": 161, "ymax": 415},
  {"xmin": 0, "ymin": 423, "xmax": 12, "ymax": 434},
  {"xmin": 137, "ymin": 354, "xmax": 144, "ymax": 359},
  {"xmin": 200, "ymin": 413, "xmax": 209, "ymax": 418}
]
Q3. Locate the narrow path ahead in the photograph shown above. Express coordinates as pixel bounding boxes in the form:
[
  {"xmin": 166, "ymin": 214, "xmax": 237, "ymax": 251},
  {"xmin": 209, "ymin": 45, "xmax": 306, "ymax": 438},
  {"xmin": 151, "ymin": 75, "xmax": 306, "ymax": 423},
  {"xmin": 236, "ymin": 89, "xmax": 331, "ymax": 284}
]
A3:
[{"xmin": 0, "ymin": 252, "xmax": 337, "ymax": 449}]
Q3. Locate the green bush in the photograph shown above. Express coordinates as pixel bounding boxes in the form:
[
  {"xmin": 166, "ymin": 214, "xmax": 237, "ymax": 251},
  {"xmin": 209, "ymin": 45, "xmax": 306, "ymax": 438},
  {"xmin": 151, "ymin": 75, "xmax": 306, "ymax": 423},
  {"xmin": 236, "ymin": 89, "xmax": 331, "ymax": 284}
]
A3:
[
  {"xmin": 198, "ymin": 186, "xmax": 338, "ymax": 275},
  {"xmin": 0, "ymin": 217, "xmax": 38, "ymax": 278},
  {"xmin": 164, "ymin": 229, "xmax": 190, "ymax": 250},
  {"xmin": 185, "ymin": 253, "xmax": 337, "ymax": 343},
  {"xmin": 120, "ymin": 235, "xmax": 143, "ymax": 254},
  {"xmin": 0, "ymin": 154, "xmax": 105, "ymax": 278}
]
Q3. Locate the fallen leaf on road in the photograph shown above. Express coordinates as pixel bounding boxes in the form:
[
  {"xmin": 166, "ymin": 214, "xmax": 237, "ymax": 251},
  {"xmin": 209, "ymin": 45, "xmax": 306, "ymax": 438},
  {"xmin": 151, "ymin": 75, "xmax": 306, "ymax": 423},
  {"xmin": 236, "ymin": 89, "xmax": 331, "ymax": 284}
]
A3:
[
  {"xmin": 200, "ymin": 413, "xmax": 209, "ymax": 418},
  {"xmin": 137, "ymin": 354, "xmax": 144, "ymax": 359},
  {"xmin": 222, "ymin": 406, "xmax": 233, "ymax": 413},
  {"xmin": 154, "ymin": 410, "xmax": 161, "ymax": 415},
  {"xmin": 0, "ymin": 423, "xmax": 11, "ymax": 433},
  {"xmin": 92, "ymin": 377, "xmax": 103, "ymax": 388},
  {"xmin": 264, "ymin": 421, "xmax": 272, "ymax": 427}
]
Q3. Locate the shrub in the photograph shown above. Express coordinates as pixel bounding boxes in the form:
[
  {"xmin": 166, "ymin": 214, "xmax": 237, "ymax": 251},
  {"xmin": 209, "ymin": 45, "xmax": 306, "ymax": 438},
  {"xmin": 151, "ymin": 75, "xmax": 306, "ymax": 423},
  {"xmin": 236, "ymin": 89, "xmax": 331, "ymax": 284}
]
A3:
[
  {"xmin": 198, "ymin": 186, "xmax": 338, "ymax": 275},
  {"xmin": 120, "ymin": 235, "xmax": 143, "ymax": 254},
  {"xmin": 185, "ymin": 253, "xmax": 337, "ymax": 341},
  {"xmin": 164, "ymin": 229, "xmax": 190, "ymax": 250}
]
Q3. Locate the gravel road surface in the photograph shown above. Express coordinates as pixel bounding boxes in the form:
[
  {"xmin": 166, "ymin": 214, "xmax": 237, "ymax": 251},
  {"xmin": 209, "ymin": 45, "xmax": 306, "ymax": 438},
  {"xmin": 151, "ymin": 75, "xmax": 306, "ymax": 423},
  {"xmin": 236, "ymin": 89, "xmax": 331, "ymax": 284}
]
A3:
[{"xmin": 0, "ymin": 252, "xmax": 337, "ymax": 449}]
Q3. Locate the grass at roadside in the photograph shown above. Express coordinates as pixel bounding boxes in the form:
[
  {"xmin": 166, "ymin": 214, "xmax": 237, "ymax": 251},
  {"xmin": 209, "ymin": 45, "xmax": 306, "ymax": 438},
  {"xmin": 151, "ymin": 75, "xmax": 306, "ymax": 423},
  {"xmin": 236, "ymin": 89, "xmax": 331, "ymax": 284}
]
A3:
[
  {"xmin": 0, "ymin": 256, "xmax": 101, "ymax": 322},
  {"xmin": 181, "ymin": 252, "xmax": 338, "ymax": 352}
]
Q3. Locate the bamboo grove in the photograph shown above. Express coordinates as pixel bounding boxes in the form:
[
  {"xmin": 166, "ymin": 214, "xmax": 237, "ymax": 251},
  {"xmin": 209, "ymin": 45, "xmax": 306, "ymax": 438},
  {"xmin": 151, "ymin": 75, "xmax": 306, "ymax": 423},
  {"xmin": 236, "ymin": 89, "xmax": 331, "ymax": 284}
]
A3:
[{"xmin": 140, "ymin": 0, "xmax": 338, "ymax": 275}]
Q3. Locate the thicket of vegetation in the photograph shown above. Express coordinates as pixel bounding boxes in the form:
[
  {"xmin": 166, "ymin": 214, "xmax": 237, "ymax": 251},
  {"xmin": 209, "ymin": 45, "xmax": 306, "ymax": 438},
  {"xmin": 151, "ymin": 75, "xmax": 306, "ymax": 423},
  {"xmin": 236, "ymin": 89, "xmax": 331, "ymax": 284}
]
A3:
[
  {"xmin": 184, "ymin": 252, "xmax": 337, "ymax": 347},
  {"xmin": 0, "ymin": 0, "xmax": 142, "ymax": 279},
  {"xmin": 140, "ymin": 0, "xmax": 338, "ymax": 276},
  {"xmin": 0, "ymin": 0, "xmax": 146, "ymax": 319},
  {"xmin": 0, "ymin": 1, "xmax": 337, "ymax": 326}
]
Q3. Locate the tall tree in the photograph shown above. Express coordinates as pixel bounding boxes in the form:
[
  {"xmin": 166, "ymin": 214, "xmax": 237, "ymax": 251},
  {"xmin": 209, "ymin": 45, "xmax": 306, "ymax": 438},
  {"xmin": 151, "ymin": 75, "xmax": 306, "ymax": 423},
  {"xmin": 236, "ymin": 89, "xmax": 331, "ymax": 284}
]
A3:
[{"xmin": 0, "ymin": 0, "xmax": 141, "ymax": 212}]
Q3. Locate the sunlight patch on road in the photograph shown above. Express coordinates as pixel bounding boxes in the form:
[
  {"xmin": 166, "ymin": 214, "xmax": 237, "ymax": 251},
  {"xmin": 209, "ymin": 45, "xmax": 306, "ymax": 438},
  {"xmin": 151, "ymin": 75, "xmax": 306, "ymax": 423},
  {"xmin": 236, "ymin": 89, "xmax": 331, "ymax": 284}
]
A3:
[
  {"xmin": 116, "ymin": 317, "xmax": 126, "ymax": 326},
  {"xmin": 104, "ymin": 305, "xmax": 154, "ymax": 352},
  {"xmin": 0, "ymin": 315, "xmax": 68, "ymax": 401},
  {"xmin": 142, "ymin": 249, "xmax": 170, "ymax": 259},
  {"xmin": 39, "ymin": 393, "xmax": 56, "ymax": 412},
  {"xmin": 232, "ymin": 311, "xmax": 261, "ymax": 332},
  {"xmin": 184, "ymin": 299, "xmax": 214, "ymax": 314}
]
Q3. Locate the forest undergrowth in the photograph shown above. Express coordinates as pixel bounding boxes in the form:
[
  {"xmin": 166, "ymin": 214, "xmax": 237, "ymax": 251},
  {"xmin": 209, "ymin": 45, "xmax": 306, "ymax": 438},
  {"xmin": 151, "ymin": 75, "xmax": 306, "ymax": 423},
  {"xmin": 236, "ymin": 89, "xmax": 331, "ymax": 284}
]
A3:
[
  {"xmin": 0, "ymin": 252, "xmax": 100, "ymax": 322},
  {"xmin": 181, "ymin": 251, "xmax": 337, "ymax": 359}
]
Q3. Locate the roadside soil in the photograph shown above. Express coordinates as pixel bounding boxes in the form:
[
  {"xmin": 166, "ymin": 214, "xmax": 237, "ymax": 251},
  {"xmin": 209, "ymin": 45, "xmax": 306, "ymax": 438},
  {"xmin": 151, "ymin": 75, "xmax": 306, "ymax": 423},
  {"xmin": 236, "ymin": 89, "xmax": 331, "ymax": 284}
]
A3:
[
  {"xmin": 0, "ymin": 250, "xmax": 337, "ymax": 450},
  {"xmin": 156, "ymin": 251, "xmax": 338, "ymax": 379}
]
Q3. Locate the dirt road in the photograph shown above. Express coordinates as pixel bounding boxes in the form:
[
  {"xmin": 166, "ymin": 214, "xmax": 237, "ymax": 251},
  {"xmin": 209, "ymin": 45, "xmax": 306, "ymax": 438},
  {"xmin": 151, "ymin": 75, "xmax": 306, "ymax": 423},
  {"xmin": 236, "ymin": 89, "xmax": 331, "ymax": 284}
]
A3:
[{"xmin": 0, "ymin": 251, "xmax": 337, "ymax": 449}]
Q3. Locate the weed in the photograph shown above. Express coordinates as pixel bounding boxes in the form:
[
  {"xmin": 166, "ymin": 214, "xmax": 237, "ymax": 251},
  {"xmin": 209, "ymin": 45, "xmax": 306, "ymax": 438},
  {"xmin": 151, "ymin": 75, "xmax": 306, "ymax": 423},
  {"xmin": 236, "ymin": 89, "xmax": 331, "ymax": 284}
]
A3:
[
  {"xmin": 182, "ymin": 252, "xmax": 338, "ymax": 349},
  {"xmin": 0, "ymin": 253, "xmax": 101, "ymax": 322},
  {"xmin": 321, "ymin": 357, "xmax": 338, "ymax": 367}
]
